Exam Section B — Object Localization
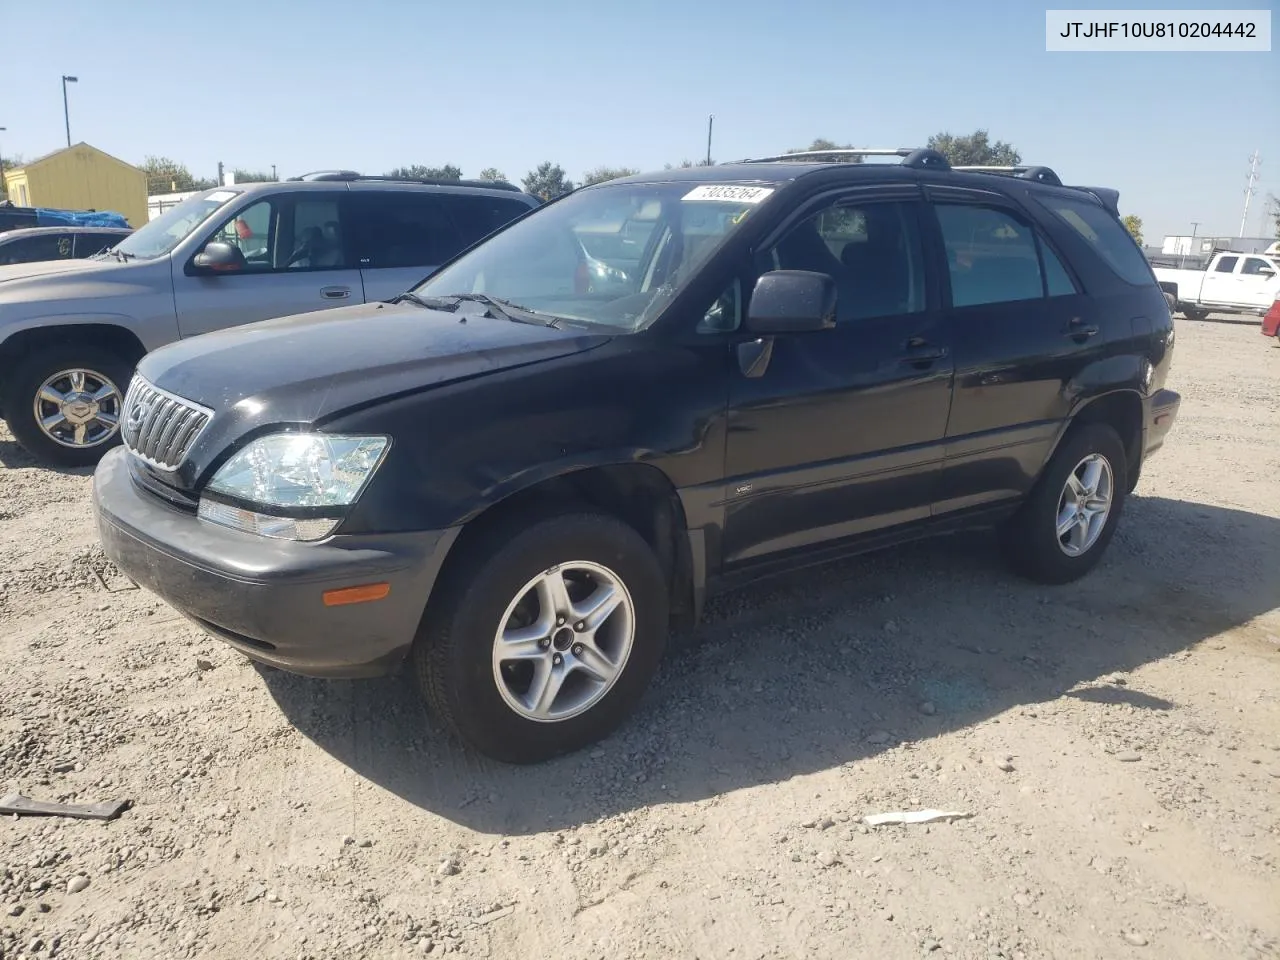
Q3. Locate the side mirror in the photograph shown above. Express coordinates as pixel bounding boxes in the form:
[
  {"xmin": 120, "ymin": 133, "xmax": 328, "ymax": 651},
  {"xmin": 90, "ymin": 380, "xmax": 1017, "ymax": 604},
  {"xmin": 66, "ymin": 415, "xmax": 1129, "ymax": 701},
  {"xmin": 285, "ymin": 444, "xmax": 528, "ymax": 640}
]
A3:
[
  {"xmin": 1258, "ymin": 268, "xmax": 1276, "ymax": 279},
  {"xmin": 192, "ymin": 241, "xmax": 245, "ymax": 273},
  {"xmin": 746, "ymin": 270, "xmax": 837, "ymax": 335}
]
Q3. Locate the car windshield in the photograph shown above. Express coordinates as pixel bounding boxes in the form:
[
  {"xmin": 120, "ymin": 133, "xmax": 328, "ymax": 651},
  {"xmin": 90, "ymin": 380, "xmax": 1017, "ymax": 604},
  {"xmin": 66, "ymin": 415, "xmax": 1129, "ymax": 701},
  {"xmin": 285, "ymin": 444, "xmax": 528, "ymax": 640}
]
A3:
[
  {"xmin": 414, "ymin": 181, "xmax": 777, "ymax": 330},
  {"xmin": 113, "ymin": 190, "xmax": 240, "ymax": 260}
]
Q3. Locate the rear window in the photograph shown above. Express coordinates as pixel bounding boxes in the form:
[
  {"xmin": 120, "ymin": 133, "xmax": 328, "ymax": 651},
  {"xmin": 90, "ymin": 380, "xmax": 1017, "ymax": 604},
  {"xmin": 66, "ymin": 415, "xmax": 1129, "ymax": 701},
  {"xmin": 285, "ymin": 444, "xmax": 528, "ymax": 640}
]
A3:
[
  {"xmin": 440, "ymin": 195, "xmax": 534, "ymax": 248},
  {"xmin": 1042, "ymin": 196, "xmax": 1153, "ymax": 285}
]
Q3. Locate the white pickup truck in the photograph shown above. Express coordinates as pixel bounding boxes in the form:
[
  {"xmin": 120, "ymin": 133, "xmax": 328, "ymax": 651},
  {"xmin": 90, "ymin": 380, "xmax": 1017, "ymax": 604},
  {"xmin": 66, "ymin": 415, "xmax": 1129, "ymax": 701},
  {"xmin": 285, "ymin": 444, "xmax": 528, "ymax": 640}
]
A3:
[{"xmin": 1153, "ymin": 251, "xmax": 1280, "ymax": 321}]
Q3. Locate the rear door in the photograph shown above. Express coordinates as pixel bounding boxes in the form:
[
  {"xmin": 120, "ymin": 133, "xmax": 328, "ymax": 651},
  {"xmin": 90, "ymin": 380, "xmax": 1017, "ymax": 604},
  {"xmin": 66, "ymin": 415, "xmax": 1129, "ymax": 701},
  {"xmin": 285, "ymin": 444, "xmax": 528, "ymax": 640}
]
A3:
[
  {"xmin": 1199, "ymin": 254, "xmax": 1239, "ymax": 305},
  {"xmin": 172, "ymin": 191, "xmax": 365, "ymax": 338},
  {"xmin": 0, "ymin": 232, "xmax": 74, "ymax": 264},
  {"xmin": 349, "ymin": 190, "xmax": 462, "ymax": 302},
  {"xmin": 926, "ymin": 187, "xmax": 1108, "ymax": 513}
]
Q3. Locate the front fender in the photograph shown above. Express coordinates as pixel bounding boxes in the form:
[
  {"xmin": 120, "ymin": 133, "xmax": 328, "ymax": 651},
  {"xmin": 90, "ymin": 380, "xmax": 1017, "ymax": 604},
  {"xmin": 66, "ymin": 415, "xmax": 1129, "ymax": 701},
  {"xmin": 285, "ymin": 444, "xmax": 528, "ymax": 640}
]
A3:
[{"xmin": 0, "ymin": 311, "xmax": 177, "ymax": 354}]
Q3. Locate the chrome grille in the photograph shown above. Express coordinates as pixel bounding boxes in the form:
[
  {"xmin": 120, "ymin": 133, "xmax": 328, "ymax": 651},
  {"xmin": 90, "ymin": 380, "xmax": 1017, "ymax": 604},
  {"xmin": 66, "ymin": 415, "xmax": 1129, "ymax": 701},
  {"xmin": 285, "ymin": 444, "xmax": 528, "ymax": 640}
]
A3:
[{"xmin": 121, "ymin": 376, "xmax": 212, "ymax": 470}]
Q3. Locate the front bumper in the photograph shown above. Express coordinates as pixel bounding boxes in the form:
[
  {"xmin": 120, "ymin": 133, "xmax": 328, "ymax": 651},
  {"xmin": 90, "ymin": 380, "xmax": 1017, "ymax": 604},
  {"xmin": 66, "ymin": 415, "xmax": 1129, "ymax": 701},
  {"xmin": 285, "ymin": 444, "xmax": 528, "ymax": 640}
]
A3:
[{"xmin": 92, "ymin": 447, "xmax": 456, "ymax": 678}]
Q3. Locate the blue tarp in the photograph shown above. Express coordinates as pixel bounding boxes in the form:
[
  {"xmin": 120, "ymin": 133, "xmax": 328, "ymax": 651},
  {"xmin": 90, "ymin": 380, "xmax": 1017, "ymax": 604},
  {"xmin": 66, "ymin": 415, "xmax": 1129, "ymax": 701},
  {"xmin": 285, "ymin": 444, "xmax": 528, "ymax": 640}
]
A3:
[{"xmin": 34, "ymin": 207, "xmax": 130, "ymax": 229}]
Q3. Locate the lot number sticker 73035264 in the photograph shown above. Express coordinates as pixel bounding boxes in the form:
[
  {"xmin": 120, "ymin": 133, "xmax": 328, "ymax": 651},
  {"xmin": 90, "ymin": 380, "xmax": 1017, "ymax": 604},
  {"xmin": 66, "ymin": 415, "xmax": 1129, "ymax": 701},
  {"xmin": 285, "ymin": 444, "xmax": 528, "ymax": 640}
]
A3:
[{"xmin": 682, "ymin": 185, "xmax": 775, "ymax": 204}]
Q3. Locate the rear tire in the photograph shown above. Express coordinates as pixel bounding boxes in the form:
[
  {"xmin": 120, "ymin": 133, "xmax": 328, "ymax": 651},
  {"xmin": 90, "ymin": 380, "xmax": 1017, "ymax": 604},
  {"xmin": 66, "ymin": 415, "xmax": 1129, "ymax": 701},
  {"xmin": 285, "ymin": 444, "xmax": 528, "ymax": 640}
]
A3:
[
  {"xmin": 1181, "ymin": 306, "xmax": 1207, "ymax": 322},
  {"xmin": 1001, "ymin": 423, "xmax": 1128, "ymax": 585},
  {"xmin": 414, "ymin": 510, "xmax": 669, "ymax": 764},
  {"xmin": 2, "ymin": 344, "xmax": 134, "ymax": 467}
]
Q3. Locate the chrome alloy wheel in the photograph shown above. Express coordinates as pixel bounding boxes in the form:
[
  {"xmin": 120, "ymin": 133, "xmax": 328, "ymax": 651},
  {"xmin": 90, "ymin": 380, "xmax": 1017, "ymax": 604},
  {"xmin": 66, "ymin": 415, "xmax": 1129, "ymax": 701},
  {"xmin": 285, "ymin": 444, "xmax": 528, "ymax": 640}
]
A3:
[
  {"xmin": 491, "ymin": 561, "xmax": 636, "ymax": 722},
  {"xmin": 1055, "ymin": 453, "xmax": 1114, "ymax": 557},
  {"xmin": 32, "ymin": 368, "xmax": 123, "ymax": 449}
]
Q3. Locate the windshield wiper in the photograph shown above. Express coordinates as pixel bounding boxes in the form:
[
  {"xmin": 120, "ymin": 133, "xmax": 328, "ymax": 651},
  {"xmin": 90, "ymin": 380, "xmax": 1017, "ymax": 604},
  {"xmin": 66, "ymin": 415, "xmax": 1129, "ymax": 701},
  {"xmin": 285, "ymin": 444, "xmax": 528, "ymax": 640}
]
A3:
[
  {"xmin": 387, "ymin": 291, "xmax": 455, "ymax": 310},
  {"xmin": 111, "ymin": 248, "xmax": 135, "ymax": 262},
  {"xmin": 441, "ymin": 293, "xmax": 561, "ymax": 328}
]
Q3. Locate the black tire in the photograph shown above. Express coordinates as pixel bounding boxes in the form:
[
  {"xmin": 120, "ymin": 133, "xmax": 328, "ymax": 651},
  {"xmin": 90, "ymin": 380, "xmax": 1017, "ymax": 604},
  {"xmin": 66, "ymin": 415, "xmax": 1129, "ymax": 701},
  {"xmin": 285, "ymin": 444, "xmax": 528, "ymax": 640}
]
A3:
[
  {"xmin": 1182, "ymin": 307, "xmax": 1207, "ymax": 322},
  {"xmin": 414, "ymin": 510, "xmax": 669, "ymax": 764},
  {"xmin": 1001, "ymin": 423, "xmax": 1128, "ymax": 585},
  {"xmin": 2, "ymin": 344, "xmax": 134, "ymax": 467}
]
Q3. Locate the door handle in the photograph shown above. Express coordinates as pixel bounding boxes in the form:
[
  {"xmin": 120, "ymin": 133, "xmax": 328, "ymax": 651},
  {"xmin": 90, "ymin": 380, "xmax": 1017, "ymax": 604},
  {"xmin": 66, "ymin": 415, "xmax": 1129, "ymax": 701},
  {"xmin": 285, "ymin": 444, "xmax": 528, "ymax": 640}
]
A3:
[
  {"xmin": 1064, "ymin": 318, "xmax": 1099, "ymax": 340},
  {"xmin": 900, "ymin": 336, "xmax": 949, "ymax": 364},
  {"xmin": 321, "ymin": 286, "xmax": 351, "ymax": 300}
]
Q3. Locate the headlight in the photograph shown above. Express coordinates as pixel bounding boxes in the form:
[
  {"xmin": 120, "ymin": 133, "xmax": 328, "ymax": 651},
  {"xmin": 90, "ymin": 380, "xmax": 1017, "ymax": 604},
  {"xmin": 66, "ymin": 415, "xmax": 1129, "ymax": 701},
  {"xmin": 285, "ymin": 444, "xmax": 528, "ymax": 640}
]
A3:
[{"xmin": 197, "ymin": 433, "xmax": 389, "ymax": 541}]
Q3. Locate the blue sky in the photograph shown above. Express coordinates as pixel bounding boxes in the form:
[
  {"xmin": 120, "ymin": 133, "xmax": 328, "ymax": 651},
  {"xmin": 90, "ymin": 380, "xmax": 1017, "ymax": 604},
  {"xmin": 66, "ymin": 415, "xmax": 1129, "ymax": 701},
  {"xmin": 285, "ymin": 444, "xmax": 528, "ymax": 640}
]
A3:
[{"xmin": 3, "ymin": 0, "xmax": 1276, "ymax": 242}]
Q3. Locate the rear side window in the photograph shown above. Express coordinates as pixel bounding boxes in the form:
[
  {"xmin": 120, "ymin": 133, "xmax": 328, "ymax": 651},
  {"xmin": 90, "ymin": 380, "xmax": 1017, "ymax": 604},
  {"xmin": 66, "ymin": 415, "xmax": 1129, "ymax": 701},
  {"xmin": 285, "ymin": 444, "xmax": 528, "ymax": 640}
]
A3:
[
  {"xmin": 1215, "ymin": 256, "xmax": 1238, "ymax": 273},
  {"xmin": 1043, "ymin": 195, "xmax": 1153, "ymax": 285},
  {"xmin": 0, "ymin": 234, "xmax": 71, "ymax": 264},
  {"xmin": 440, "ymin": 195, "xmax": 534, "ymax": 248},
  {"xmin": 934, "ymin": 205, "xmax": 1044, "ymax": 307},
  {"xmin": 353, "ymin": 193, "xmax": 461, "ymax": 268}
]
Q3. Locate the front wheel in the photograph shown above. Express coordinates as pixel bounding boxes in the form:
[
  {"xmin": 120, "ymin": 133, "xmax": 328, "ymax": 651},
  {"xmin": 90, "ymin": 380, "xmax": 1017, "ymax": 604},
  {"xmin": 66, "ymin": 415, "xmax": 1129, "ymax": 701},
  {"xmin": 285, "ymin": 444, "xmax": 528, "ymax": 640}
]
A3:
[
  {"xmin": 1001, "ymin": 423, "xmax": 1128, "ymax": 585},
  {"xmin": 2, "ymin": 344, "xmax": 134, "ymax": 467},
  {"xmin": 414, "ymin": 511, "xmax": 669, "ymax": 763}
]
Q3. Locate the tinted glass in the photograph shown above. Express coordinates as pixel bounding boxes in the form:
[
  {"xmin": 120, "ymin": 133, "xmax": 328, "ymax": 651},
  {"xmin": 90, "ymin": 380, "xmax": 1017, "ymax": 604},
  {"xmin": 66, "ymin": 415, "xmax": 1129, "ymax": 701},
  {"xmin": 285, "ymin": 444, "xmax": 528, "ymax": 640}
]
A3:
[
  {"xmin": 1044, "ymin": 195, "xmax": 1155, "ymax": 285},
  {"xmin": 1215, "ymin": 256, "xmax": 1238, "ymax": 273},
  {"xmin": 1242, "ymin": 257, "xmax": 1274, "ymax": 275},
  {"xmin": 416, "ymin": 182, "xmax": 772, "ymax": 330},
  {"xmin": 354, "ymin": 193, "xmax": 458, "ymax": 269},
  {"xmin": 1042, "ymin": 243, "xmax": 1078, "ymax": 296},
  {"xmin": 441, "ymin": 195, "xmax": 533, "ymax": 248},
  {"xmin": 0, "ymin": 234, "xmax": 68, "ymax": 264},
  {"xmin": 74, "ymin": 233, "xmax": 125, "ymax": 257},
  {"xmin": 760, "ymin": 200, "xmax": 926, "ymax": 321},
  {"xmin": 935, "ymin": 205, "xmax": 1044, "ymax": 307},
  {"xmin": 286, "ymin": 198, "xmax": 346, "ymax": 269}
]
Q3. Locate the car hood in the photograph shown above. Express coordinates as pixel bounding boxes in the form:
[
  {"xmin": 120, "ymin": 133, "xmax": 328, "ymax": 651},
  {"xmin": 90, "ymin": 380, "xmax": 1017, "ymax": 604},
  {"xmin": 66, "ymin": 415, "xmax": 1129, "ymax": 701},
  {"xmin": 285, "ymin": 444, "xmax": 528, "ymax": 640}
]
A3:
[
  {"xmin": 0, "ymin": 257, "xmax": 163, "ymax": 307},
  {"xmin": 136, "ymin": 301, "xmax": 612, "ymax": 483}
]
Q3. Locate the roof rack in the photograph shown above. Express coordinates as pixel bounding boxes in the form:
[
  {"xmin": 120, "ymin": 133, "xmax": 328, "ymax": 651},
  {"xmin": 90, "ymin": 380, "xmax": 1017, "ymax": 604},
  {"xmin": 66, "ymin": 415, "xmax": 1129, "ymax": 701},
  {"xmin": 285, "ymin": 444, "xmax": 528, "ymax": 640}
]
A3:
[
  {"xmin": 950, "ymin": 165, "xmax": 1064, "ymax": 187},
  {"xmin": 738, "ymin": 147, "xmax": 950, "ymax": 171},
  {"xmin": 286, "ymin": 170, "xmax": 523, "ymax": 192}
]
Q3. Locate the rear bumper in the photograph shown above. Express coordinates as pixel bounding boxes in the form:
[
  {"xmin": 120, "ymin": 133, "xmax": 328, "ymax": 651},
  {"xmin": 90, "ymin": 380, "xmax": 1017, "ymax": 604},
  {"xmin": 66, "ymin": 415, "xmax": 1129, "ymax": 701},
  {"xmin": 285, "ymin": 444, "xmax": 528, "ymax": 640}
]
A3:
[
  {"xmin": 1143, "ymin": 388, "xmax": 1180, "ymax": 462},
  {"xmin": 92, "ymin": 446, "xmax": 456, "ymax": 678}
]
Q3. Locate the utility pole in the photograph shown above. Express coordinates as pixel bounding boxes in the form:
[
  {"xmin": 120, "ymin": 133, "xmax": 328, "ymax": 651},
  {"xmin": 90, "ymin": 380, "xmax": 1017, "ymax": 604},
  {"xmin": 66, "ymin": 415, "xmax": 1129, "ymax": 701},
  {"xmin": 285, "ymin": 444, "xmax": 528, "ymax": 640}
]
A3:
[
  {"xmin": 1180, "ymin": 220, "xmax": 1200, "ymax": 267},
  {"xmin": 61, "ymin": 76, "xmax": 78, "ymax": 147},
  {"xmin": 706, "ymin": 114, "xmax": 714, "ymax": 166},
  {"xmin": 0, "ymin": 126, "xmax": 7, "ymax": 186},
  {"xmin": 1240, "ymin": 150, "xmax": 1261, "ymax": 238},
  {"xmin": 271, "ymin": 164, "xmax": 277, "ymax": 181},
  {"xmin": 217, "ymin": 161, "xmax": 224, "ymax": 187}
]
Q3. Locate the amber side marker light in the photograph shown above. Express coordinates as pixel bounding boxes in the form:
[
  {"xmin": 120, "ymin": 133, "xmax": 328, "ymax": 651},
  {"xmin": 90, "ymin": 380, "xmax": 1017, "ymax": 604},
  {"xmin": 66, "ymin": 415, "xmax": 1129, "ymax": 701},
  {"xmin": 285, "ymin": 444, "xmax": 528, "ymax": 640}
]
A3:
[{"xmin": 323, "ymin": 583, "xmax": 391, "ymax": 607}]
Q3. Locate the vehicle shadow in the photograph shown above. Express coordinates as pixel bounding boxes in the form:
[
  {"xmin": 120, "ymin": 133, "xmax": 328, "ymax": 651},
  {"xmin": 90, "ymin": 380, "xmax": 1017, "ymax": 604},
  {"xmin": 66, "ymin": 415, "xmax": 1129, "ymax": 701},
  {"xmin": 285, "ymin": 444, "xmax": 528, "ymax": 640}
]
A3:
[
  {"xmin": 0, "ymin": 437, "xmax": 96, "ymax": 476},
  {"xmin": 258, "ymin": 495, "xmax": 1280, "ymax": 835}
]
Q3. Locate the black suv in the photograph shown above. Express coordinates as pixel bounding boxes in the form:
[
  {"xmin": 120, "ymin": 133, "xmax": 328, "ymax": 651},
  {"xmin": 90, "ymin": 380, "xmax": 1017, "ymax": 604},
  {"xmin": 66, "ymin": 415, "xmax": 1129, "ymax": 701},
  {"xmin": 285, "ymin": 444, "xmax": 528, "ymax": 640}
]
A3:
[{"xmin": 92, "ymin": 148, "xmax": 1180, "ymax": 763}]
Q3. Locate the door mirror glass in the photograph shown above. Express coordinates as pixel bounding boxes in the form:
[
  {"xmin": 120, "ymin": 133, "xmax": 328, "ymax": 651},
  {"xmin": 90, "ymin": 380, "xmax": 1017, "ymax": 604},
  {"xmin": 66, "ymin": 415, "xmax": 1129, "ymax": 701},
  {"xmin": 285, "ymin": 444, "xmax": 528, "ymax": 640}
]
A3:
[
  {"xmin": 746, "ymin": 270, "xmax": 836, "ymax": 334},
  {"xmin": 192, "ymin": 240, "xmax": 247, "ymax": 273}
]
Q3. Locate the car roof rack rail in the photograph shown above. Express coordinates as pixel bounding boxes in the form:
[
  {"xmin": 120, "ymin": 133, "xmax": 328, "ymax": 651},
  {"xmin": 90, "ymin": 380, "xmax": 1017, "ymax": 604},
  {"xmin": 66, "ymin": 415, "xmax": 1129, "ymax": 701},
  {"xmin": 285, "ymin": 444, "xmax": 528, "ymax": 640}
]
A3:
[
  {"xmin": 285, "ymin": 170, "xmax": 523, "ymax": 192},
  {"xmin": 951, "ymin": 164, "xmax": 1064, "ymax": 187},
  {"xmin": 738, "ymin": 147, "xmax": 950, "ymax": 170}
]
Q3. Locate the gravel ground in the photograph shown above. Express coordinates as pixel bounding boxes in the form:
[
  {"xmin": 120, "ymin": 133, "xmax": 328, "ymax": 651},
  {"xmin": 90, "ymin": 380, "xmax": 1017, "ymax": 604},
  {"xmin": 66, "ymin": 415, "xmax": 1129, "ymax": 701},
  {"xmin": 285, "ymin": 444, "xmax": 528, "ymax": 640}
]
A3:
[{"xmin": 2, "ymin": 317, "xmax": 1278, "ymax": 960}]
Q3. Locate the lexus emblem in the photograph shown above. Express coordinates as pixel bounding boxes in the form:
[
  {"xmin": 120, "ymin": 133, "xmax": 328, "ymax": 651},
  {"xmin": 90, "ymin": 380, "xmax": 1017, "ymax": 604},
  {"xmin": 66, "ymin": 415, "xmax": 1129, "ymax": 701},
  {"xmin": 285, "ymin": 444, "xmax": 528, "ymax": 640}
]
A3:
[{"xmin": 125, "ymin": 397, "xmax": 151, "ymax": 437}]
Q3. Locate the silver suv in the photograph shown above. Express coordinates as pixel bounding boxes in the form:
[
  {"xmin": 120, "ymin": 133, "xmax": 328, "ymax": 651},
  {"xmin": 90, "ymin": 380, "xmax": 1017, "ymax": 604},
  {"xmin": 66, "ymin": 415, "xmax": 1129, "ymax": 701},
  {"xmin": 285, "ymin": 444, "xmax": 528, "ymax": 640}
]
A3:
[{"xmin": 0, "ymin": 173, "xmax": 539, "ymax": 465}]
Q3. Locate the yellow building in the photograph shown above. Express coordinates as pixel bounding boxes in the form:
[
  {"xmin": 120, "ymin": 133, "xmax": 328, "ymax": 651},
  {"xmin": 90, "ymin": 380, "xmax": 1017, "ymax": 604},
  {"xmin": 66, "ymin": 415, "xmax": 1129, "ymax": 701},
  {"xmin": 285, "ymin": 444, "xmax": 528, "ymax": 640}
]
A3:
[{"xmin": 3, "ymin": 143, "xmax": 147, "ymax": 228}]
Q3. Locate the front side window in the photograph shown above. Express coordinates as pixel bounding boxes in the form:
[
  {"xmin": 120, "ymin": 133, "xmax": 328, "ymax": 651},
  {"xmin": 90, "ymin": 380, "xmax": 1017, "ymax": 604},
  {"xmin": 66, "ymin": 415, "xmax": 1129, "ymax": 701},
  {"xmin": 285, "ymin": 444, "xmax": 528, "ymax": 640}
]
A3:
[
  {"xmin": 116, "ymin": 190, "xmax": 239, "ymax": 260},
  {"xmin": 198, "ymin": 195, "xmax": 349, "ymax": 272},
  {"xmin": 1242, "ymin": 257, "xmax": 1275, "ymax": 276},
  {"xmin": 935, "ymin": 204, "xmax": 1044, "ymax": 307},
  {"xmin": 415, "ymin": 181, "xmax": 774, "ymax": 330},
  {"xmin": 1043, "ymin": 195, "xmax": 1154, "ymax": 285},
  {"xmin": 1215, "ymin": 256, "xmax": 1239, "ymax": 273},
  {"xmin": 758, "ymin": 200, "xmax": 926, "ymax": 322}
]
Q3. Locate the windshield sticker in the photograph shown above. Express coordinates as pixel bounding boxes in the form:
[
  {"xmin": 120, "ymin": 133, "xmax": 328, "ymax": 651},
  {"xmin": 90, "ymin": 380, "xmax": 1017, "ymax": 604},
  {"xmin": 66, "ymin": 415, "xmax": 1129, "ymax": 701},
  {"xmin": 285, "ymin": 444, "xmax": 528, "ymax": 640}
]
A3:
[
  {"xmin": 205, "ymin": 190, "xmax": 238, "ymax": 203},
  {"xmin": 682, "ymin": 185, "xmax": 774, "ymax": 204}
]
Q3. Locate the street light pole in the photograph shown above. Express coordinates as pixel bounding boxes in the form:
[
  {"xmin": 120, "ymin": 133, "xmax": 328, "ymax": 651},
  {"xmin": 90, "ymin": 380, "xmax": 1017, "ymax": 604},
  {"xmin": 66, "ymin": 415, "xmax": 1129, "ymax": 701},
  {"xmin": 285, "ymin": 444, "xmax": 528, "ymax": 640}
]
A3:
[
  {"xmin": 706, "ymin": 114, "xmax": 714, "ymax": 166},
  {"xmin": 0, "ymin": 127, "xmax": 7, "ymax": 187},
  {"xmin": 61, "ymin": 76, "xmax": 78, "ymax": 148}
]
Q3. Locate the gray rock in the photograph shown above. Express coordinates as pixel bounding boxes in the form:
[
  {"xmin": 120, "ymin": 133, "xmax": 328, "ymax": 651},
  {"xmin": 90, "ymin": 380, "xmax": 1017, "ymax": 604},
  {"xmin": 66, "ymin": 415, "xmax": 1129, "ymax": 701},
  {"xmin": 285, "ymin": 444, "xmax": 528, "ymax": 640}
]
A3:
[
  {"xmin": 67, "ymin": 876, "xmax": 90, "ymax": 894},
  {"xmin": 818, "ymin": 818, "xmax": 835, "ymax": 831},
  {"xmin": 881, "ymin": 909, "xmax": 894, "ymax": 922},
  {"xmin": 866, "ymin": 731, "xmax": 892, "ymax": 745},
  {"xmin": 919, "ymin": 701, "xmax": 937, "ymax": 716},
  {"xmin": 6, "ymin": 903, "xmax": 23, "ymax": 917},
  {"xmin": 923, "ymin": 940, "xmax": 941, "ymax": 953},
  {"xmin": 1116, "ymin": 751, "xmax": 1142, "ymax": 763},
  {"xmin": 437, "ymin": 858, "xmax": 460, "ymax": 877},
  {"xmin": 816, "ymin": 850, "xmax": 838, "ymax": 868},
  {"xmin": 195, "ymin": 658, "xmax": 215, "ymax": 672},
  {"xmin": 243, "ymin": 883, "xmax": 266, "ymax": 904},
  {"xmin": 994, "ymin": 758, "xmax": 1015, "ymax": 773},
  {"xmin": 883, "ymin": 620, "xmax": 900, "ymax": 635},
  {"xmin": 1122, "ymin": 931, "xmax": 1148, "ymax": 946},
  {"xmin": 356, "ymin": 838, "xmax": 373, "ymax": 848}
]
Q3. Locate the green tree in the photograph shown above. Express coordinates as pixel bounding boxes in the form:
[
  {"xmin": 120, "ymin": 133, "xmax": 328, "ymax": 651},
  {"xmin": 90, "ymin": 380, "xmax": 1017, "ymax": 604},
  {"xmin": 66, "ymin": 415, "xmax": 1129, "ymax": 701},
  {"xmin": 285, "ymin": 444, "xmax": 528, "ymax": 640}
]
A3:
[
  {"xmin": 478, "ymin": 167, "xmax": 507, "ymax": 182},
  {"xmin": 386, "ymin": 164, "xmax": 462, "ymax": 181},
  {"xmin": 141, "ymin": 156, "xmax": 216, "ymax": 194},
  {"xmin": 663, "ymin": 158, "xmax": 716, "ymax": 169},
  {"xmin": 926, "ymin": 130, "xmax": 1022, "ymax": 166},
  {"xmin": 522, "ymin": 162, "xmax": 575, "ymax": 200},
  {"xmin": 1121, "ymin": 214, "xmax": 1144, "ymax": 246},
  {"xmin": 581, "ymin": 166, "xmax": 639, "ymax": 186},
  {"xmin": 787, "ymin": 138, "xmax": 862, "ymax": 161},
  {"xmin": 232, "ymin": 168, "xmax": 277, "ymax": 184},
  {"xmin": 0, "ymin": 154, "xmax": 23, "ymax": 200}
]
